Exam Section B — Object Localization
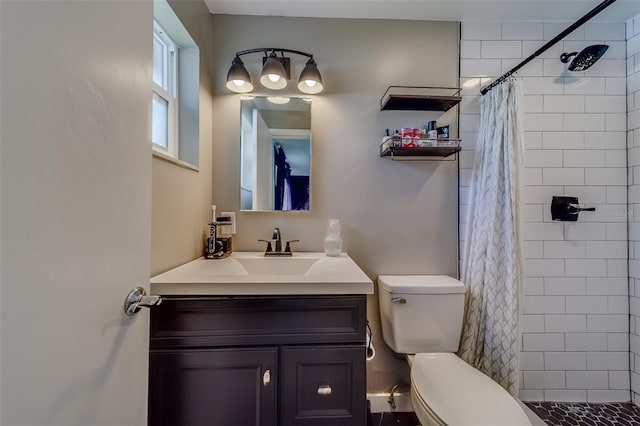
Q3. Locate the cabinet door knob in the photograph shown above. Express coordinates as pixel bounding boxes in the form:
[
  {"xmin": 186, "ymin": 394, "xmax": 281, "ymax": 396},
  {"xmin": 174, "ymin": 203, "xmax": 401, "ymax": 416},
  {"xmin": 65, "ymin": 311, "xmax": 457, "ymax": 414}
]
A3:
[
  {"xmin": 391, "ymin": 297, "xmax": 407, "ymax": 304},
  {"xmin": 263, "ymin": 369, "xmax": 271, "ymax": 386},
  {"xmin": 317, "ymin": 384, "xmax": 332, "ymax": 396}
]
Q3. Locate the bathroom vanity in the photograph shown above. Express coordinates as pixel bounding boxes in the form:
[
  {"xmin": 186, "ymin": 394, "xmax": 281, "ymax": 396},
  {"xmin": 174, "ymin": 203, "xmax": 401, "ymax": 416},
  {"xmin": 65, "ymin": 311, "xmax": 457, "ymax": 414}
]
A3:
[{"xmin": 148, "ymin": 253, "xmax": 373, "ymax": 426}]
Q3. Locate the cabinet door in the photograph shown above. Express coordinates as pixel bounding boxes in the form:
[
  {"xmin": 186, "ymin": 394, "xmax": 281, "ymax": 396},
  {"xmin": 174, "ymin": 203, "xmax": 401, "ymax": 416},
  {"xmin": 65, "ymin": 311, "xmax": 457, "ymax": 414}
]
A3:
[
  {"xmin": 281, "ymin": 346, "xmax": 366, "ymax": 426},
  {"xmin": 149, "ymin": 348, "xmax": 277, "ymax": 426}
]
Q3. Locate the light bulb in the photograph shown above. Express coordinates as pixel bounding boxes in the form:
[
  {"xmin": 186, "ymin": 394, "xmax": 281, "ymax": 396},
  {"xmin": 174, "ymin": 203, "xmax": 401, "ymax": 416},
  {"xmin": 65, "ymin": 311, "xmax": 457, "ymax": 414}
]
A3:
[
  {"xmin": 304, "ymin": 80, "xmax": 317, "ymax": 88},
  {"xmin": 232, "ymin": 80, "xmax": 245, "ymax": 87},
  {"xmin": 268, "ymin": 74, "xmax": 281, "ymax": 83}
]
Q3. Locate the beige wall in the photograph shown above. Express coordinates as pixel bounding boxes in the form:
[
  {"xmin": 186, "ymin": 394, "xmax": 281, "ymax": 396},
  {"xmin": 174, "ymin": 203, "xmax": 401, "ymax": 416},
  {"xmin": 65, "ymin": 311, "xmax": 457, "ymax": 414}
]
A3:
[
  {"xmin": 211, "ymin": 15, "xmax": 460, "ymax": 392},
  {"xmin": 151, "ymin": 0, "xmax": 214, "ymax": 275}
]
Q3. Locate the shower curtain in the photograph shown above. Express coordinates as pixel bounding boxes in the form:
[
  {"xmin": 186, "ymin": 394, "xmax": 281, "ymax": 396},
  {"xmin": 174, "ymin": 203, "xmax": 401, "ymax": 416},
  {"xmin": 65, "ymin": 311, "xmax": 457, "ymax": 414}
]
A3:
[{"xmin": 458, "ymin": 78, "xmax": 525, "ymax": 396}]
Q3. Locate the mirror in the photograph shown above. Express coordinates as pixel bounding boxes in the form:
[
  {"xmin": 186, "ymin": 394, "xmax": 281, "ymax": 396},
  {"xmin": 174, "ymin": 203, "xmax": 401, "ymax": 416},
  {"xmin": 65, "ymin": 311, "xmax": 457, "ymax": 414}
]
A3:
[{"xmin": 240, "ymin": 97, "xmax": 311, "ymax": 211}]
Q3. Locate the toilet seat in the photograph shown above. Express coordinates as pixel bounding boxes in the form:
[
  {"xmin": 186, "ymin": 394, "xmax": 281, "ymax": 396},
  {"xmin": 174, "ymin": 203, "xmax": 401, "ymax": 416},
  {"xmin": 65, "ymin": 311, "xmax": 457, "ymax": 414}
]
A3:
[{"xmin": 410, "ymin": 353, "xmax": 531, "ymax": 426}]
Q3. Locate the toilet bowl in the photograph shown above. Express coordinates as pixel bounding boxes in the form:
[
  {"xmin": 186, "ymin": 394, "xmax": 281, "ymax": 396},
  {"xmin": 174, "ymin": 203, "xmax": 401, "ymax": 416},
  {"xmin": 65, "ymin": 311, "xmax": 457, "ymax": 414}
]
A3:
[
  {"xmin": 409, "ymin": 353, "xmax": 530, "ymax": 425},
  {"xmin": 378, "ymin": 275, "xmax": 531, "ymax": 426}
]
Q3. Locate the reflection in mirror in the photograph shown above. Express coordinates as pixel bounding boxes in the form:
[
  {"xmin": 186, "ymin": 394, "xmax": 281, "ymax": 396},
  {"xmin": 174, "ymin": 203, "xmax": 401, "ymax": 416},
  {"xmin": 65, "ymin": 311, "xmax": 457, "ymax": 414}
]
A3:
[{"xmin": 240, "ymin": 97, "xmax": 311, "ymax": 211}]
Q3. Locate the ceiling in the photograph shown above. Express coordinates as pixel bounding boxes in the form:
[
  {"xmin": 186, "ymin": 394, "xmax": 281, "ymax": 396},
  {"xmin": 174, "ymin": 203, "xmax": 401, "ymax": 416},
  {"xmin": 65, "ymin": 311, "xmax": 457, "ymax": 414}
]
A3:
[{"xmin": 204, "ymin": 0, "xmax": 640, "ymax": 23}]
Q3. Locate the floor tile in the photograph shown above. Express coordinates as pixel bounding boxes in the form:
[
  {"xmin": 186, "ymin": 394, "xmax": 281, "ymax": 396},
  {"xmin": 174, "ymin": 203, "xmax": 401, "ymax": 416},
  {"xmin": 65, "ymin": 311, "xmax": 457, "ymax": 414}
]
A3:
[{"xmin": 525, "ymin": 402, "xmax": 640, "ymax": 426}]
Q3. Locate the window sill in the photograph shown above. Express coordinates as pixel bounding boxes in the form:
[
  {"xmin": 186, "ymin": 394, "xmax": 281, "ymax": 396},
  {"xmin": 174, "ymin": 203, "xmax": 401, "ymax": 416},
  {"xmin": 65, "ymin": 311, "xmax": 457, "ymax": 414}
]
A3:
[{"xmin": 152, "ymin": 148, "xmax": 199, "ymax": 172}]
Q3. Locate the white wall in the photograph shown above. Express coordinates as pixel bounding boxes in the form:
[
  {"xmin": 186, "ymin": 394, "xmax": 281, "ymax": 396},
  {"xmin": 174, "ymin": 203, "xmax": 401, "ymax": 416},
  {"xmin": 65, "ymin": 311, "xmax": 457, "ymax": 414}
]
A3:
[
  {"xmin": 627, "ymin": 13, "xmax": 640, "ymax": 405},
  {"xmin": 460, "ymin": 21, "xmax": 630, "ymax": 402}
]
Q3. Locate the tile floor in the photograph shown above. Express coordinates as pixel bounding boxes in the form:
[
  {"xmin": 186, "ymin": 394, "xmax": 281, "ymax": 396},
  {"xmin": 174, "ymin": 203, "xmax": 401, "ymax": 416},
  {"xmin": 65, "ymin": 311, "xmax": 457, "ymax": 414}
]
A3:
[
  {"xmin": 525, "ymin": 402, "xmax": 640, "ymax": 426},
  {"xmin": 367, "ymin": 403, "xmax": 640, "ymax": 426},
  {"xmin": 367, "ymin": 411, "xmax": 420, "ymax": 426}
]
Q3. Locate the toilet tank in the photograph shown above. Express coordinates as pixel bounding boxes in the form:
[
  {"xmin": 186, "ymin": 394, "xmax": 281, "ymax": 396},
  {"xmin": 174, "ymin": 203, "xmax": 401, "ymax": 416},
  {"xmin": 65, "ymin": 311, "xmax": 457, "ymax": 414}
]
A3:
[{"xmin": 378, "ymin": 275, "xmax": 466, "ymax": 354}]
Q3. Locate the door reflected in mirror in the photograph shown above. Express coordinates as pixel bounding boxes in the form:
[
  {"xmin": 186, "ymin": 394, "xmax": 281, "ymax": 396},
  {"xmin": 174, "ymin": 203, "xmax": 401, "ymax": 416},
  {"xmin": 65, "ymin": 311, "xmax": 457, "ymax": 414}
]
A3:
[{"xmin": 240, "ymin": 97, "xmax": 311, "ymax": 211}]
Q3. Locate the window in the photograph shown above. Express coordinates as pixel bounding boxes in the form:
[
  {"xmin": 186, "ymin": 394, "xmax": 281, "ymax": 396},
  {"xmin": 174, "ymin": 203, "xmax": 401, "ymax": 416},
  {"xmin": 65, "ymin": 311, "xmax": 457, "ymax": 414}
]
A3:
[
  {"xmin": 152, "ymin": 0, "xmax": 200, "ymax": 168},
  {"xmin": 152, "ymin": 20, "xmax": 177, "ymax": 156}
]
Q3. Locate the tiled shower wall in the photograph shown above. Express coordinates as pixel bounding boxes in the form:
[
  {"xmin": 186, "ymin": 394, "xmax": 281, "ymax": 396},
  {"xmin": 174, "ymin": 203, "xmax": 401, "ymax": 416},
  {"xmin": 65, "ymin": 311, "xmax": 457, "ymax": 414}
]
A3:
[
  {"xmin": 459, "ymin": 21, "xmax": 630, "ymax": 402},
  {"xmin": 628, "ymin": 13, "xmax": 640, "ymax": 405}
]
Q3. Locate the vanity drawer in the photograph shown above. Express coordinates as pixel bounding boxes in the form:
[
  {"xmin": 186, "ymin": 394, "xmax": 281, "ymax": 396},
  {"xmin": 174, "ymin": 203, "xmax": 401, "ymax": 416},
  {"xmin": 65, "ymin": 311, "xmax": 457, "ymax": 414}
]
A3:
[
  {"xmin": 281, "ymin": 345, "xmax": 366, "ymax": 426},
  {"xmin": 150, "ymin": 295, "xmax": 366, "ymax": 348}
]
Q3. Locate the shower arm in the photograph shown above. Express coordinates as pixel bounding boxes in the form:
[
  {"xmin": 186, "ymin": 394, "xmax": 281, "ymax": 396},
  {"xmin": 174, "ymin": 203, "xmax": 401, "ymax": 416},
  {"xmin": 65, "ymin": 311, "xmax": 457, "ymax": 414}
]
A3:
[
  {"xmin": 560, "ymin": 52, "xmax": 579, "ymax": 63},
  {"xmin": 480, "ymin": 0, "xmax": 616, "ymax": 95}
]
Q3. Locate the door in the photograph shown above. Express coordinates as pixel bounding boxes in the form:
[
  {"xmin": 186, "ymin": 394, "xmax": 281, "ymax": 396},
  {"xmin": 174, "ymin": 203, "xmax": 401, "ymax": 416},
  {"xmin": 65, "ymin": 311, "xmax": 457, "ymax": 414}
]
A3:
[
  {"xmin": 1, "ymin": 1, "xmax": 152, "ymax": 425},
  {"xmin": 149, "ymin": 348, "xmax": 278, "ymax": 426}
]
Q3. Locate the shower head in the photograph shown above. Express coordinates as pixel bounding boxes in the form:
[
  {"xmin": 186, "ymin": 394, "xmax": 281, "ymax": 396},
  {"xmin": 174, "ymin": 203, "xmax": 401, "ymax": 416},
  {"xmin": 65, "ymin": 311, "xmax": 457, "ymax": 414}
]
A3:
[{"xmin": 560, "ymin": 44, "xmax": 609, "ymax": 71}]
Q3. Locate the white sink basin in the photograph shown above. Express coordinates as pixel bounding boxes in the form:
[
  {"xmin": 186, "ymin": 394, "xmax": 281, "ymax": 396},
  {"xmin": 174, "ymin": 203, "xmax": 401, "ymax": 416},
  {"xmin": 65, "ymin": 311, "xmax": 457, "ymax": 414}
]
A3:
[
  {"xmin": 150, "ymin": 252, "xmax": 373, "ymax": 295},
  {"xmin": 235, "ymin": 257, "xmax": 320, "ymax": 275}
]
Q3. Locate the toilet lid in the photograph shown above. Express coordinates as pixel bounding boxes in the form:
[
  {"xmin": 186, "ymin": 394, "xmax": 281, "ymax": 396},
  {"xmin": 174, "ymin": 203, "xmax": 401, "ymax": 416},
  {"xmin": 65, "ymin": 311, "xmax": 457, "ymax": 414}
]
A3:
[
  {"xmin": 411, "ymin": 353, "xmax": 531, "ymax": 426},
  {"xmin": 378, "ymin": 275, "xmax": 466, "ymax": 294}
]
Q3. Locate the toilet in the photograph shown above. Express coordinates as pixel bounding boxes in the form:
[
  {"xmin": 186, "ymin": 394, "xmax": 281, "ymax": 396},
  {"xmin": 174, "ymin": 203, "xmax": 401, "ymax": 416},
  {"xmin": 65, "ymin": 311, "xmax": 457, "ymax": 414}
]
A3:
[{"xmin": 378, "ymin": 275, "xmax": 532, "ymax": 426}]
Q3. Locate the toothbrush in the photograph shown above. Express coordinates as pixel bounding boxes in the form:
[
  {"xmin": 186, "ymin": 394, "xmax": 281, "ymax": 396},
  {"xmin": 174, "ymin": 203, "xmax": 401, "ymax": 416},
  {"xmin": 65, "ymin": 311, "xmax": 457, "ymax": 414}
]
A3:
[{"xmin": 209, "ymin": 205, "xmax": 218, "ymax": 240}]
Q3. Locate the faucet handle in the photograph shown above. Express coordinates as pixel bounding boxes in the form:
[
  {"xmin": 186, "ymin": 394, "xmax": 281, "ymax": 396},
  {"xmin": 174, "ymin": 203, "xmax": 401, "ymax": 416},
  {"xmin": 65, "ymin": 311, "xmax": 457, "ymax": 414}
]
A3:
[
  {"xmin": 284, "ymin": 239, "xmax": 299, "ymax": 253},
  {"xmin": 258, "ymin": 239, "xmax": 273, "ymax": 252}
]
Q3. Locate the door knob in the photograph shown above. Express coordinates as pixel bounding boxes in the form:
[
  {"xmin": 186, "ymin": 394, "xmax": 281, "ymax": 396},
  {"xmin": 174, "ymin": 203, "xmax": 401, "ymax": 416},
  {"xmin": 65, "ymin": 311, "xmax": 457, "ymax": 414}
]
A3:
[{"xmin": 123, "ymin": 287, "xmax": 162, "ymax": 316}]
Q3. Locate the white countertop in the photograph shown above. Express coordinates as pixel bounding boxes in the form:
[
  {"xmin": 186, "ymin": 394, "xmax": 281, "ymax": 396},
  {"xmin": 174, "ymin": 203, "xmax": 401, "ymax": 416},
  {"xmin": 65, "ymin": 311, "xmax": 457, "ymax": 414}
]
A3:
[{"xmin": 151, "ymin": 252, "xmax": 374, "ymax": 296}]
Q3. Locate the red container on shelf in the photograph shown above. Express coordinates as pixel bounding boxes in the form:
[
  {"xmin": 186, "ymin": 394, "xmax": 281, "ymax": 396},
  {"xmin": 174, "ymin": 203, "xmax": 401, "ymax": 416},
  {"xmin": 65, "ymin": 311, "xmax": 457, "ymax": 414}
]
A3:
[
  {"xmin": 401, "ymin": 127, "xmax": 416, "ymax": 147},
  {"xmin": 401, "ymin": 128, "xmax": 413, "ymax": 138}
]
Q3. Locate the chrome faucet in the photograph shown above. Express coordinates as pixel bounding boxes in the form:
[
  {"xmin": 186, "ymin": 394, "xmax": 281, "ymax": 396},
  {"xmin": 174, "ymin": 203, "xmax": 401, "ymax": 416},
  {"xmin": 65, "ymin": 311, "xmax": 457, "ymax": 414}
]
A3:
[{"xmin": 258, "ymin": 227, "xmax": 299, "ymax": 256}]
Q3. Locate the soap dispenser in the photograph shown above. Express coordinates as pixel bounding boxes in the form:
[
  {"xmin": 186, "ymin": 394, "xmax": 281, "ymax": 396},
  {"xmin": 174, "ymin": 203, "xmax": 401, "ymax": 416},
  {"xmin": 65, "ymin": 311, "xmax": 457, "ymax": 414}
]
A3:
[{"xmin": 323, "ymin": 219, "xmax": 343, "ymax": 257}]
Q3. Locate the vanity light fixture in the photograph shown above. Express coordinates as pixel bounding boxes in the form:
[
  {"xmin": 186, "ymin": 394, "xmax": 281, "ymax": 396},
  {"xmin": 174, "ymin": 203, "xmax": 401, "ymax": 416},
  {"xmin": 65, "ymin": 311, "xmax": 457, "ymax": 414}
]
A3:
[
  {"xmin": 226, "ymin": 48, "xmax": 323, "ymax": 95},
  {"xmin": 297, "ymin": 58, "xmax": 323, "ymax": 94},
  {"xmin": 260, "ymin": 51, "xmax": 288, "ymax": 90},
  {"xmin": 225, "ymin": 56, "xmax": 254, "ymax": 93}
]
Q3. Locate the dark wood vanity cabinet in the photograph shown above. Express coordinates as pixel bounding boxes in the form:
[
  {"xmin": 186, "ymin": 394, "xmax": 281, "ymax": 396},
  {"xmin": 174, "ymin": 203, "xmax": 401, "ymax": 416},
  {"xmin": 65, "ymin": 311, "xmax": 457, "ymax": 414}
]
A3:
[{"xmin": 148, "ymin": 295, "xmax": 367, "ymax": 426}]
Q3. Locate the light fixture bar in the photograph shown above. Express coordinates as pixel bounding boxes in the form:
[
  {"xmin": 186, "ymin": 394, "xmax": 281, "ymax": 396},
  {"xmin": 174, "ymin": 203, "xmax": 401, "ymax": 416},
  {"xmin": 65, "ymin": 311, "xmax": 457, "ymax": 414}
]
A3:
[
  {"xmin": 225, "ymin": 47, "xmax": 323, "ymax": 94},
  {"xmin": 235, "ymin": 48, "xmax": 314, "ymax": 59}
]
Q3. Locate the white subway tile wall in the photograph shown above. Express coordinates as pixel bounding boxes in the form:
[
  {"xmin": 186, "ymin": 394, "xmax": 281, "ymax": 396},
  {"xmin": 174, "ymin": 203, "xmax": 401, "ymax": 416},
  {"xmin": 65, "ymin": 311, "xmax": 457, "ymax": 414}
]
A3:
[
  {"xmin": 628, "ymin": 13, "xmax": 640, "ymax": 406},
  {"xmin": 460, "ymin": 20, "xmax": 631, "ymax": 402}
]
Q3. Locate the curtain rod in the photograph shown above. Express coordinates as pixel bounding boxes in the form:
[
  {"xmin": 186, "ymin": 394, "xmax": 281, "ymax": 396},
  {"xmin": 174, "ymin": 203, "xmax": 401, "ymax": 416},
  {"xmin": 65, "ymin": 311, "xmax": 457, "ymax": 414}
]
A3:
[{"xmin": 480, "ymin": 0, "xmax": 617, "ymax": 95}]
